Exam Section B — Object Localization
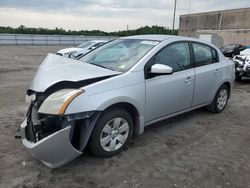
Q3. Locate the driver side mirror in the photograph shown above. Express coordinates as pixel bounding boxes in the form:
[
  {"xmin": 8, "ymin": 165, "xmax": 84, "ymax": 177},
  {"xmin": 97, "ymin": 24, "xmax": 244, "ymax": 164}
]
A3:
[{"xmin": 149, "ymin": 64, "xmax": 173, "ymax": 76}]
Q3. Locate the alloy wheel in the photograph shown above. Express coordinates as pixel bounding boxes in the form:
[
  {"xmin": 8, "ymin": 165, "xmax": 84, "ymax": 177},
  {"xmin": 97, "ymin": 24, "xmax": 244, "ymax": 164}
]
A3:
[
  {"xmin": 100, "ymin": 117, "xmax": 129, "ymax": 152},
  {"xmin": 217, "ymin": 89, "xmax": 228, "ymax": 110}
]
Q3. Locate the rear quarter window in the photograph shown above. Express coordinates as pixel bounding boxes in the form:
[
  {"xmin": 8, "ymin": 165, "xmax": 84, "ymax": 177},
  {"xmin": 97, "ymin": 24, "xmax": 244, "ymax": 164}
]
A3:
[{"xmin": 211, "ymin": 48, "xmax": 219, "ymax": 63}]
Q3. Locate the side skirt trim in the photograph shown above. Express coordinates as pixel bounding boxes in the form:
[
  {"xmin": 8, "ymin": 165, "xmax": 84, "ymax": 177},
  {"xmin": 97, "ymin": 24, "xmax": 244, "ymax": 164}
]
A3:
[{"xmin": 144, "ymin": 103, "xmax": 209, "ymax": 127}]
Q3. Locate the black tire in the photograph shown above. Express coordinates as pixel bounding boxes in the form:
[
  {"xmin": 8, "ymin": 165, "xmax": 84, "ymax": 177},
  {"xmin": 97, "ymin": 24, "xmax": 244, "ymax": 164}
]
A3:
[
  {"xmin": 235, "ymin": 74, "xmax": 242, "ymax": 81},
  {"xmin": 89, "ymin": 108, "xmax": 134, "ymax": 157},
  {"xmin": 207, "ymin": 85, "xmax": 229, "ymax": 113}
]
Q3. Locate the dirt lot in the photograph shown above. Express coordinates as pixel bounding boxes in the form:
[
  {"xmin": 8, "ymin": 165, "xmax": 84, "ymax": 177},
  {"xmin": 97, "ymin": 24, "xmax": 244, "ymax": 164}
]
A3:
[{"xmin": 0, "ymin": 45, "xmax": 250, "ymax": 188}]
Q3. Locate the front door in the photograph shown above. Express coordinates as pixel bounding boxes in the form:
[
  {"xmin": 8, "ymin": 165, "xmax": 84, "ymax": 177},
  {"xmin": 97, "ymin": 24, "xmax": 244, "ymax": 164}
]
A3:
[{"xmin": 145, "ymin": 42, "xmax": 195, "ymax": 123}]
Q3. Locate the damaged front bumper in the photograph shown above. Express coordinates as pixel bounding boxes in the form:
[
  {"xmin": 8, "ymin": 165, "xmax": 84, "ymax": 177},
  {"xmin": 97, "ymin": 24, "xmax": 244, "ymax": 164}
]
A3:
[
  {"xmin": 234, "ymin": 58, "xmax": 250, "ymax": 77},
  {"xmin": 20, "ymin": 119, "xmax": 82, "ymax": 168}
]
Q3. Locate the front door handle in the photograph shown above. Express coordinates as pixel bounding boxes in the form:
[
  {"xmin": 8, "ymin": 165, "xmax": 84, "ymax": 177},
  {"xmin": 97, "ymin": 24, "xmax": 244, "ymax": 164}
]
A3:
[{"xmin": 185, "ymin": 76, "xmax": 193, "ymax": 83}]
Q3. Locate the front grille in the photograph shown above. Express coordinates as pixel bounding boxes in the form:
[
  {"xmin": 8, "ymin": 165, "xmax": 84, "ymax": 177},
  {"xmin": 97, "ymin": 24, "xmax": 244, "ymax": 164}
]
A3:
[{"xmin": 26, "ymin": 103, "xmax": 66, "ymax": 142}]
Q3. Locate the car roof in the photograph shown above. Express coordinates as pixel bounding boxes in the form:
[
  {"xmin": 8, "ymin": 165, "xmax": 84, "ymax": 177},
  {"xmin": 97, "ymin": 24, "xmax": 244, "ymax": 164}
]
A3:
[
  {"xmin": 121, "ymin": 34, "xmax": 192, "ymax": 42},
  {"xmin": 92, "ymin": 40, "xmax": 108, "ymax": 43},
  {"xmin": 121, "ymin": 34, "xmax": 220, "ymax": 50}
]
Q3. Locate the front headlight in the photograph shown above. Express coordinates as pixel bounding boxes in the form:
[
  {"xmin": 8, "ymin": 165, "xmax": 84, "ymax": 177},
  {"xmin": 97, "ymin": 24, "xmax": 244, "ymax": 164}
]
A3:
[{"xmin": 38, "ymin": 89, "xmax": 84, "ymax": 115}]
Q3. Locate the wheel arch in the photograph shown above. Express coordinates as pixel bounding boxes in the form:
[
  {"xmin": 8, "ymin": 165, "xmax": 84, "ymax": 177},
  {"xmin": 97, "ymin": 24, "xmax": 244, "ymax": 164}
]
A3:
[
  {"xmin": 222, "ymin": 81, "xmax": 231, "ymax": 97},
  {"xmin": 210, "ymin": 80, "xmax": 232, "ymax": 105},
  {"xmin": 101, "ymin": 102, "xmax": 142, "ymax": 136}
]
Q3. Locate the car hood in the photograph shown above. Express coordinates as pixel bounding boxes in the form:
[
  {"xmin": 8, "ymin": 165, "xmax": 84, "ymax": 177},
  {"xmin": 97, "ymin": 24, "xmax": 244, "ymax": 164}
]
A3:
[
  {"xmin": 57, "ymin": 47, "xmax": 80, "ymax": 54},
  {"xmin": 220, "ymin": 48, "xmax": 232, "ymax": 52},
  {"xmin": 30, "ymin": 53, "xmax": 121, "ymax": 92},
  {"xmin": 240, "ymin": 49, "xmax": 250, "ymax": 56}
]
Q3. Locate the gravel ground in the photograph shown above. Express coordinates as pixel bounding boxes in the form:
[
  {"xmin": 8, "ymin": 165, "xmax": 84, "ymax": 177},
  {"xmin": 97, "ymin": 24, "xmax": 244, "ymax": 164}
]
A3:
[{"xmin": 0, "ymin": 45, "xmax": 250, "ymax": 188}]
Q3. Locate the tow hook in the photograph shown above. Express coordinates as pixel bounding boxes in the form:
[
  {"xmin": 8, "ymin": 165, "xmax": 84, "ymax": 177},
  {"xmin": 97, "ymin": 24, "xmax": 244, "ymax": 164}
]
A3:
[{"xmin": 15, "ymin": 135, "xmax": 21, "ymax": 139}]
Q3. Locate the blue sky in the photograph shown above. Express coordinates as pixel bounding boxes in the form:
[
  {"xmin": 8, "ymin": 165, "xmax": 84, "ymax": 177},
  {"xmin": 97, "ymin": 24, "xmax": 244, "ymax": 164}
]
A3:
[{"xmin": 0, "ymin": 0, "xmax": 249, "ymax": 31}]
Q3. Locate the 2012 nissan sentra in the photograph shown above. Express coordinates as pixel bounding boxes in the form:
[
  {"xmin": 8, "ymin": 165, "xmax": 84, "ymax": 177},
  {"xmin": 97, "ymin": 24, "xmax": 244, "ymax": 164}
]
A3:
[{"xmin": 20, "ymin": 35, "xmax": 235, "ymax": 168}]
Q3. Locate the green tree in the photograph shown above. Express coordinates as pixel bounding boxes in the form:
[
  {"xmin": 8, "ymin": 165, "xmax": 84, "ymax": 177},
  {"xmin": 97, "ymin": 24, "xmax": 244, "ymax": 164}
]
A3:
[{"xmin": 0, "ymin": 25, "xmax": 178, "ymax": 36}]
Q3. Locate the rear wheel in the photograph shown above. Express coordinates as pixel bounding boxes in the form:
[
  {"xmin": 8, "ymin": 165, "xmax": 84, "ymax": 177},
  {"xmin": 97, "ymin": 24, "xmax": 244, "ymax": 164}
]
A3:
[
  {"xmin": 89, "ymin": 108, "xmax": 133, "ymax": 157},
  {"xmin": 207, "ymin": 85, "xmax": 229, "ymax": 113}
]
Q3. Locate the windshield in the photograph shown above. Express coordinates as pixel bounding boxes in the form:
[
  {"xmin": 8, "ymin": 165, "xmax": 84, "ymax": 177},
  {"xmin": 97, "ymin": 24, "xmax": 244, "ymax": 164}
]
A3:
[
  {"xmin": 79, "ymin": 39, "xmax": 159, "ymax": 72},
  {"xmin": 78, "ymin": 41, "xmax": 95, "ymax": 48}
]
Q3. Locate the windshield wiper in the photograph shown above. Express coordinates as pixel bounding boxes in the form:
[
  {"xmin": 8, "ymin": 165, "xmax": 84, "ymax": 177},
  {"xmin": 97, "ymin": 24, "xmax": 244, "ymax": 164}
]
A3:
[
  {"xmin": 90, "ymin": 63, "xmax": 109, "ymax": 69},
  {"xmin": 90, "ymin": 63, "xmax": 119, "ymax": 72}
]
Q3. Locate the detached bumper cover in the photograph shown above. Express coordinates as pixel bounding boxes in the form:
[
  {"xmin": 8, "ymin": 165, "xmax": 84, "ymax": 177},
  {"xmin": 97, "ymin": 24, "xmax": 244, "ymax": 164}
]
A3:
[{"xmin": 20, "ymin": 119, "xmax": 82, "ymax": 168}]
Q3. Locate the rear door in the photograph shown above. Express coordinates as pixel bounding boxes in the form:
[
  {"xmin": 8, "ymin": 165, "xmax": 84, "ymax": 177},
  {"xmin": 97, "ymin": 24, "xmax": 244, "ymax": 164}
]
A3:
[{"xmin": 191, "ymin": 42, "xmax": 222, "ymax": 106}]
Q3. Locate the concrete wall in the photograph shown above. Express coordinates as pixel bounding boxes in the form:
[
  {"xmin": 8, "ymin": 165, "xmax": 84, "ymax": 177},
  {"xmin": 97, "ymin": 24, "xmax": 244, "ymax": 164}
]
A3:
[
  {"xmin": 179, "ymin": 12, "xmax": 222, "ymax": 32},
  {"xmin": 179, "ymin": 8, "xmax": 250, "ymax": 46}
]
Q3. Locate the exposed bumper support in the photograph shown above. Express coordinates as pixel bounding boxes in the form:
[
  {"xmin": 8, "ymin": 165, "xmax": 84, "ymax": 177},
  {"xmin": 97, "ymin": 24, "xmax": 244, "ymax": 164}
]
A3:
[{"xmin": 20, "ymin": 119, "xmax": 82, "ymax": 168}]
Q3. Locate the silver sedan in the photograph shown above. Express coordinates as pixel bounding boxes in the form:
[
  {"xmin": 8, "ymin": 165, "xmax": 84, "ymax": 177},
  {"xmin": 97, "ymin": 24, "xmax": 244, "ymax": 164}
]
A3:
[{"xmin": 20, "ymin": 35, "xmax": 235, "ymax": 168}]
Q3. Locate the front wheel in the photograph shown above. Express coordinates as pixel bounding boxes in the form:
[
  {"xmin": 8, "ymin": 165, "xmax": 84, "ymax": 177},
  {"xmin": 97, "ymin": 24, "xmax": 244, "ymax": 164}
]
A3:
[
  {"xmin": 89, "ymin": 108, "xmax": 133, "ymax": 157},
  {"xmin": 207, "ymin": 85, "xmax": 229, "ymax": 113}
]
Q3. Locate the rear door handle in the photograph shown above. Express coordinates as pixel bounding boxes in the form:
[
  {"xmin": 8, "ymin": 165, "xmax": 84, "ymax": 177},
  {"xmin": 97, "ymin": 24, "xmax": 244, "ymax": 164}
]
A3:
[{"xmin": 214, "ymin": 69, "xmax": 222, "ymax": 75}]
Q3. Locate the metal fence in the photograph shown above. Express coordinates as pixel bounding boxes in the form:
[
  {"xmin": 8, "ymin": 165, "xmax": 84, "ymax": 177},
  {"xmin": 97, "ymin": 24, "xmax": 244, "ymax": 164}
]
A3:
[{"xmin": 0, "ymin": 33, "xmax": 118, "ymax": 45}]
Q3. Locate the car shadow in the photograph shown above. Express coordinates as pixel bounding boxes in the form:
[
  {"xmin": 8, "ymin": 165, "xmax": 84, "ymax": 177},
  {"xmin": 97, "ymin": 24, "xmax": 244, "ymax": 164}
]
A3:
[
  {"xmin": 54, "ymin": 107, "xmax": 210, "ymax": 172},
  {"xmin": 148, "ymin": 108, "xmax": 205, "ymax": 126},
  {"xmin": 237, "ymin": 78, "xmax": 250, "ymax": 83}
]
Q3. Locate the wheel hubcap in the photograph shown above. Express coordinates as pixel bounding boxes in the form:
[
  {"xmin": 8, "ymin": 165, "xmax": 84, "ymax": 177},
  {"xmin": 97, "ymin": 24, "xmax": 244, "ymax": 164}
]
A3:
[
  {"xmin": 100, "ymin": 117, "xmax": 129, "ymax": 152},
  {"xmin": 217, "ymin": 89, "xmax": 228, "ymax": 110}
]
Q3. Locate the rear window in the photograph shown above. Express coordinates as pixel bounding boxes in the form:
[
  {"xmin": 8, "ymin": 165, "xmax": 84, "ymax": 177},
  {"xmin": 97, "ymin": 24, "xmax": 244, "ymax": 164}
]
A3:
[{"xmin": 193, "ymin": 43, "xmax": 219, "ymax": 67}]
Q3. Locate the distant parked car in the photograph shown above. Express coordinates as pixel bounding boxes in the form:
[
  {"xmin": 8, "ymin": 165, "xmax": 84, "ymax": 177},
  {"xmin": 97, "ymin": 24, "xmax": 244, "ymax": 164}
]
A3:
[
  {"xmin": 233, "ymin": 48, "xmax": 250, "ymax": 81},
  {"xmin": 21, "ymin": 35, "xmax": 234, "ymax": 168},
  {"xmin": 220, "ymin": 44, "xmax": 246, "ymax": 58},
  {"xmin": 57, "ymin": 40, "xmax": 107, "ymax": 58}
]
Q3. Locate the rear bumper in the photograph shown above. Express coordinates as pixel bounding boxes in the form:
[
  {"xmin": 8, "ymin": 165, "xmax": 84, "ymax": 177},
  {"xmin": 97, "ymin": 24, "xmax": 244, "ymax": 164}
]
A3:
[{"xmin": 20, "ymin": 119, "xmax": 82, "ymax": 168}]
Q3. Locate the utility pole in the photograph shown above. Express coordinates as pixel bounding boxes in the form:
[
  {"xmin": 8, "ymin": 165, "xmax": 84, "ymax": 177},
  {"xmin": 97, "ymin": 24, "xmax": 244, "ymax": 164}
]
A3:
[
  {"xmin": 127, "ymin": 25, "xmax": 129, "ymax": 36},
  {"xmin": 188, "ymin": 3, "xmax": 191, "ymax": 15},
  {"xmin": 172, "ymin": 0, "xmax": 177, "ymax": 35}
]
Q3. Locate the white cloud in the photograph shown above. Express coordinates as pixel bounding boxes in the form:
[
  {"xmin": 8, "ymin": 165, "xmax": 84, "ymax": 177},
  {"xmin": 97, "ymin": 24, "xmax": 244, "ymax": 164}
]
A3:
[{"xmin": 0, "ymin": 0, "xmax": 249, "ymax": 31}]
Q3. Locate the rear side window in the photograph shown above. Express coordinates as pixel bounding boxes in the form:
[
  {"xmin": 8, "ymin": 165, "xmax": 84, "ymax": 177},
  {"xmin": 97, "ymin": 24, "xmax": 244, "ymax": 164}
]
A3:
[{"xmin": 193, "ymin": 43, "xmax": 218, "ymax": 67}]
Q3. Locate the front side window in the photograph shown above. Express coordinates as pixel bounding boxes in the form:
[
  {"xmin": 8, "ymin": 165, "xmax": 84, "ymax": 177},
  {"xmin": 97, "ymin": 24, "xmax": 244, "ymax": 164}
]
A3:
[
  {"xmin": 79, "ymin": 39, "xmax": 158, "ymax": 72},
  {"xmin": 152, "ymin": 42, "xmax": 191, "ymax": 72},
  {"xmin": 78, "ymin": 41, "xmax": 95, "ymax": 48},
  {"xmin": 193, "ymin": 43, "xmax": 217, "ymax": 66}
]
